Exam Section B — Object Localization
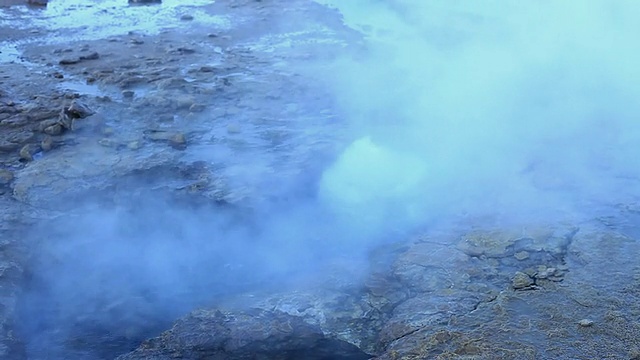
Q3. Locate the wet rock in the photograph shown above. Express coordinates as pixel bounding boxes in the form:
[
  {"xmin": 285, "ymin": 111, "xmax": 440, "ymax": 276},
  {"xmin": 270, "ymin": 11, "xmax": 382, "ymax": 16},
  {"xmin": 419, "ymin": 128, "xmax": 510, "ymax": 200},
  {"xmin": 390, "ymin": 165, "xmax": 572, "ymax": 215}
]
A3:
[
  {"xmin": 145, "ymin": 130, "xmax": 186, "ymax": 148},
  {"xmin": 79, "ymin": 52, "xmax": 99, "ymax": 61},
  {"xmin": 0, "ymin": 114, "xmax": 29, "ymax": 127},
  {"xmin": 457, "ymin": 230, "xmax": 518, "ymax": 258},
  {"xmin": 180, "ymin": 14, "xmax": 194, "ymax": 21},
  {"xmin": 578, "ymin": 319, "xmax": 594, "ymax": 327},
  {"xmin": 59, "ymin": 58, "xmax": 80, "ymax": 65},
  {"xmin": 117, "ymin": 308, "xmax": 370, "ymax": 360},
  {"xmin": 0, "ymin": 169, "xmax": 14, "ymax": 185},
  {"xmin": 512, "ymin": 271, "xmax": 534, "ymax": 290},
  {"xmin": 66, "ymin": 100, "xmax": 95, "ymax": 119},
  {"xmin": 19, "ymin": 144, "xmax": 35, "ymax": 162},
  {"xmin": 40, "ymin": 136, "xmax": 53, "ymax": 151},
  {"xmin": 198, "ymin": 65, "xmax": 216, "ymax": 73},
  {"xmin": 0, "ymin": 141, "xmax": 20, "ymax": 153},
  {"xmin": 127, "ymin": 140, "xmax": 141, "ymax": 150},
  {"xmin": 176, "ymin": 47, "xmax": 196, "ymax": 55},
  {"xmin": 43, "ymin": 123, "xmax": 62, "ymax": 135},
  {"xmin": 6, "ymin": 130, "xmax": 34, "ymax": 145},
  {"xmin": 121, "ymin": 90, "xmax": 135, "ymax": 98}
]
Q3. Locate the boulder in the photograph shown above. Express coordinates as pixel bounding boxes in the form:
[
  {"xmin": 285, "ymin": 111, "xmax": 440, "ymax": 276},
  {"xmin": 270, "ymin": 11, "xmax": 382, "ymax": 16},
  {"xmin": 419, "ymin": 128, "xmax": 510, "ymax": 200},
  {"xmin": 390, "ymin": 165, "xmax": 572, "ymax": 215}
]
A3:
[{"xmin": 117, "ymin": 308, "xmax": 370, "ymax": 360}]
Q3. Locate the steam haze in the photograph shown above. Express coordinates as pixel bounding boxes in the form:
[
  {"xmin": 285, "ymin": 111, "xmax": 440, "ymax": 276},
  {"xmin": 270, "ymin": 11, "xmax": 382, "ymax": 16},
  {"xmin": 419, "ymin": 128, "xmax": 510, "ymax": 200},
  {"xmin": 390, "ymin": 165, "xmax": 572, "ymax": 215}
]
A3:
[
  {"xmin": 16, "ymin": 0, "xmax": 640, "ymax": 358},
  {"xmin": 319, "ymin": 0, "xmax": 640, "ymax": 227}
]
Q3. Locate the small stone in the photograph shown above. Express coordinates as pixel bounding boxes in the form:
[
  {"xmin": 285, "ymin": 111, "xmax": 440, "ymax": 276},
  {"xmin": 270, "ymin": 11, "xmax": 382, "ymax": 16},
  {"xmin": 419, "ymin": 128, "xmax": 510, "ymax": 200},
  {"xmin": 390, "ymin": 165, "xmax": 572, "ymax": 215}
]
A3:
[
  {"xmin": 59, "ymin": 58, "xmax": 80, "ymax": 65},
  {"xmin": 122, "ymin": 90, "xmax": 135, "ymax": 99},
  {"xmin": 170, "ymin": 133, "xmax": 186, "ymax": 146},
  {"xmin": 52, "ymin": 72, "xmax": 64, "ymax": 79},
  {"xmin": 66, "ymin": 100, "xmax": 95, "ymax": 119},
  {"xmin": 199, "ymin": 65, "xmax": 216, "ymax": 73},
  {"xmin": 0, "ymin": 169, "xmax": 14, "ymax": 185},
  {"xmin": 79, "ymin": 52, "xmax": 99, "ymax": 61},
  {"xmin": 19, "ymin": 145, "xmax": 34, "ymax": 162},
  {"xmin": 146, "ymin": 130, "xmax": 186, "ymax": 147},
  {"xmin": 514, "ymin": 251, "xmax": 529, "ymax": 260},
  {"xmin": 44, "ymin": 124, "xmax": 63, "ymax": 135},
  {"xmin": 41, "ymin": 136, "xmax": 53, "ymax": 151},
  {"xmin": 127, "ymin": 141, "xmax": 141, "ymax": 150},
  {"xmin": 578, "ymin": 319, "xmax": 594, "ymax": 327},
  {"xmin": 512, "ymin": 271, "xmax": 534, "ymax": 290},
  {"xmin": 176, "ymin": 47, "xmax": 196, "ymax": 55},
  {"xmin": 180, "ymin": 14, "xmax": 194, "ymax": 21}
]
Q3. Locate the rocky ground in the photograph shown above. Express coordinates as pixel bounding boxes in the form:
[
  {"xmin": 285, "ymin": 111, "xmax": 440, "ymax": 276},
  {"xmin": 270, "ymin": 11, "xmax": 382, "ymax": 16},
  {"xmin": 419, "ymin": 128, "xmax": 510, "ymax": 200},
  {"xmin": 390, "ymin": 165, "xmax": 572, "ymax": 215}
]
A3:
[{"xmin": 1, "ymin": 1, "xmax": 640, "ymax": 359}]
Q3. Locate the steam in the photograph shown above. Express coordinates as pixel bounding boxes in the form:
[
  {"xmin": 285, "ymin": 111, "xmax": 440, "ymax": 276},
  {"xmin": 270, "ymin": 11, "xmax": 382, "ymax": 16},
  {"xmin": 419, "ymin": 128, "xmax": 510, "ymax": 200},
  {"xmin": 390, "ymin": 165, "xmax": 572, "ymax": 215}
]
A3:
[
  {"xmin": 17, "ymin": 0, "xmax": 640, "ymax": 358},
  {"xmin": 318, "ymin": 0, "xmax": 640, "ymax": 225}
]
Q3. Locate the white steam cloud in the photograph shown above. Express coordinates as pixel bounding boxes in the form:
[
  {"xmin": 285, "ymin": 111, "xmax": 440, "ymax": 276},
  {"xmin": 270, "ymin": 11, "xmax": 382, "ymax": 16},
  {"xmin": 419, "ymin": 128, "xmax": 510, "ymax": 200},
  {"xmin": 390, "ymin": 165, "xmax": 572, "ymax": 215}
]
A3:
[{"xmin": 318, "ymin": 0, "xmax": 640, "ymax": 227}]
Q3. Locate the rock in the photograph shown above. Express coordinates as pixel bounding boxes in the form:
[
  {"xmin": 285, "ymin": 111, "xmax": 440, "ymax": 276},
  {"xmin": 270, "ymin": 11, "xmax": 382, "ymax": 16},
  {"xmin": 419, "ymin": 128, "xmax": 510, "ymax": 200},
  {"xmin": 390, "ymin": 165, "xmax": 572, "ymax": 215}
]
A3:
[
  {"xmin": 59, "ymin": 58, "xmax": 80, "ymax": 65},
  {"xmin": 176, "ymin": 47, "xmax": 196, "ymax": 55},
  {"xmin": 122, "ymin": 90, "xmax": 135, "ymax": 98},
  {"xmin": 0, "ymin": 141, "xmax": 20, "ymax": 153},
  {"xmin": 40, "ymin": 136, "xmax": 53, "ymax": 151},
  {"xmin": 79, "ymin": 52, "xmax": 99, "ymax": 61},
  {"xmin": 180, "ymin": 14, "xmax": 194, "ymax": 21},
  {"xmin": 514, "ymin": 251, "xmax": 529, "ymax": 260},
  {"xmin": 43, "ymin": 123, "xmax": 62, "ymax": 135},
  {"xmin": 116, "ymin": 309, "xmax": 370, "ymax": 360},
  {"xmin": 512, "ymin": 271, "xmax": 534, "ymax": 290},
  {"xmin": 145, "ymin": 130, "xmax": 186, "ymax": 148},
  {"xmin": 0, "ymin": 169, "xmax": 14, "ymax": 185},
  {"xmin": 198, "ymin": 65, "xmax": 216, "ymax": 73},
  {"xmin": 0, "ymin": 115, "xmax": 29, "ymax": 127},
  {"xmin": 127, "ymin": 141, "xmax": 141, "ymax": 150},
  {"xmin": 66, "ymin": 100, "xmax": 95, "ymax": 119},
  {"xmin": 28, "ymin": 0, "xmax": 48, "ymax": 6},
  {"xmin": 19, "ymin": 144, "xmax": 35, "ymax": 162},
  {"xmin": 578, "ymin": 319, "xmax": 594, "ymax": 327},
  {"xmin": 128, "ymin": 0, "xmax": 161, "ymax": 3}
]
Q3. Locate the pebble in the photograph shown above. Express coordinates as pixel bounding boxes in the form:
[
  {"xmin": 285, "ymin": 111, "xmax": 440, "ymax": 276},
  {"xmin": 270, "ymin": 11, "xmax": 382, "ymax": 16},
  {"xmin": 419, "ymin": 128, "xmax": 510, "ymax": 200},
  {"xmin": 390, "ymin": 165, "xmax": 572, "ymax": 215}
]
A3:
[
  {"xmin": 127, "ymin": 141, "xmax": 142, "ymax": 150},
  {"xmin": 180, "ymin": 14, "xmax": 194, "ymax": 21},
  {"xmin": 512, "ymin": 271, "xmax": 534, "ymax": 290},
  {"xmin": 19, "ymin": 145, "xmax": 33, "ymax": 162},
  {"xmin": 41, "ymin": 136, "xmax": 53, "ymax": 151},
  {"xmin": 122, "ymin": 90, "xmax": 135, "ymax": 99},
  {"xmin": 578, "ymin": 319, "xmax": 594, "ymax": 327}
]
